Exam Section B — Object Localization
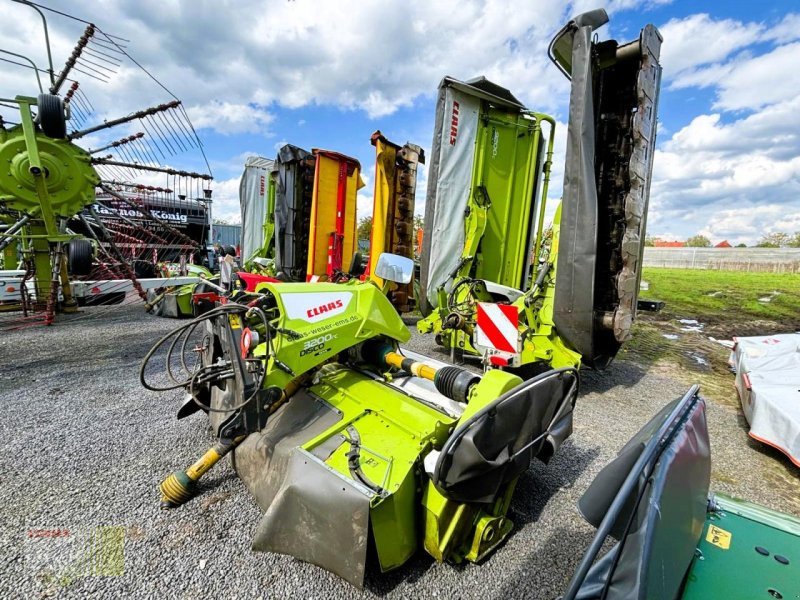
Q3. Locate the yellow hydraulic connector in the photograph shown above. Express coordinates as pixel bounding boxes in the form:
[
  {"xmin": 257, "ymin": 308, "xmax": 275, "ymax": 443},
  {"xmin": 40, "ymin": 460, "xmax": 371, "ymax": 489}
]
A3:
[{"xmin": 160, "ymin": 377, "xmax": 305, "ymax": 508}]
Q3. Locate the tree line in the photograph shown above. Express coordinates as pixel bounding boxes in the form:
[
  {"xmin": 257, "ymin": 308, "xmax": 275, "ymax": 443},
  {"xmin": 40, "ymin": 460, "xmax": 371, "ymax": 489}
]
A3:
[{"xmin": 645, "ymin": 232, "xmax": 800, "ymax": 248}]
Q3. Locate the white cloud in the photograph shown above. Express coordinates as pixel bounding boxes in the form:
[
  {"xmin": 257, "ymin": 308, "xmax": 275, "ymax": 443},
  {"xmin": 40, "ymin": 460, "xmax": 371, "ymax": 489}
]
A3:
[
  {"xmin": 646, "ymin": 13, "xmax": 800, "ymax": 244},
  {"xmin": 1, "ymin": 0, "xmax": 575, "ymax": 122},
  {"xmin": 3, "ymin": 1, "xmax": 797, "ymax": 245},
  {"xmin": 185, "ymin": 101, "xmax": 274, "ymax": 135},
  {"xmin": 762, "ymin": 12, "xmax": 800, "ymax": 44},
  {"xmin": 712, "ymin": 42, "xmax": 800, "ymax": 111},
  {"xmin": 209, "ymin": 177, "xmax": 242, "ymax": 223},
  {"xmin": 658, "ymin": 13, "xmax": 763, "ymax": 76},
  {"xmin": 696, "ymin": 205, "xmax": 800, "ymax": 246}
]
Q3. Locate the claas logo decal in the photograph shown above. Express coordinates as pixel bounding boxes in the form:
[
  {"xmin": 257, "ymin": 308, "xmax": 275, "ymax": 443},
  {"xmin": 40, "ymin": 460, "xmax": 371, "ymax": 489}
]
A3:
[
  {"xmin": 281, "ymin": 292, "xmax": 352, "ymax": 323},
  {"xmin": 449, "ymin": 100, "xmax": 460, "ymax": 145},
  {"xmin": 306, "ymin": 299, "xmax": 344, "ymax": 319}
]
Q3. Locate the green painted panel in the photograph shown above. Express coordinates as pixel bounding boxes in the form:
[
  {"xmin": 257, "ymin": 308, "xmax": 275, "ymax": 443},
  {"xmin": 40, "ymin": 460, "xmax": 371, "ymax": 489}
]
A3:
[
  {"xmin": 299, "ymin": 366, "xmax": 456, "ymax": 571},
  {"xmin": 473, "ymin": 108, "xmax": 541, "ymax": 290},
  {"xmin": 683, "ymin": 495, "xmax": 800, "ymax": 600}
]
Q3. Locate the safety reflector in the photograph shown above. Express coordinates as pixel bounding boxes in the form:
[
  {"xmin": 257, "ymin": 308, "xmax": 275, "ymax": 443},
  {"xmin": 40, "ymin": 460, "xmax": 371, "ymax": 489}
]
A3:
[
  {"xmin": 240, "ymin": 327, "xmax": 259, "ymax": 359},
  {"xmin": 489, "ymin": 355, "xmax": 509, "ymax": 367},
  {"xmin": 240, "ymin": 327, "xmax": 253, "ymax": 358},
  {"xmin": 476, "ymin": 302, "xmax": 519, "ymax": 354}
]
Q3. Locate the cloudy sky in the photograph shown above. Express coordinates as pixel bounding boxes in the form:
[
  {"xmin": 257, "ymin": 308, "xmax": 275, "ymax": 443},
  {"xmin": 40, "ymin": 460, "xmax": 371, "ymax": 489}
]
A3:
[{"xmin": 2, "ymin": 0, "xmax": 798, "ymax": 245}]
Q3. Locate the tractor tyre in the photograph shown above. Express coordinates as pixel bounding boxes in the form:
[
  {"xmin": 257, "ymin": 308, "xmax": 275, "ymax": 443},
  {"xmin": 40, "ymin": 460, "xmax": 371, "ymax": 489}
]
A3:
[
  {"xmin": 133, "ymin": 260, "xmax": 157, "ymax": 279},
  {"xmin": 36, "ymin": 94, "xmax": 67, "ymax": 139},
  {"xmin": 67, "ymin": 239, "xmax": 94, "ymax": 276}
]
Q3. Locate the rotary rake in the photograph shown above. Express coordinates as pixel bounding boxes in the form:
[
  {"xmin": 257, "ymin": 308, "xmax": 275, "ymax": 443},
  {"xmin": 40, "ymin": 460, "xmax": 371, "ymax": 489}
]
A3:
[{"xmin": 0, "ymin": 0, "xmax": 213, "ymax": 328}]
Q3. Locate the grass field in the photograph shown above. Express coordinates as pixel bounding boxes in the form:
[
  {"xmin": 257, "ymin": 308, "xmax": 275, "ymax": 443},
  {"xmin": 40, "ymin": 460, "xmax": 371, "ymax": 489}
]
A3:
[
  {"xmin": 621, "ymin": 268, "xmax": 800, "ymax": 412},
  {"xmin": 641, "ymin": 268, "xmax": 800, "ymax": 333}
]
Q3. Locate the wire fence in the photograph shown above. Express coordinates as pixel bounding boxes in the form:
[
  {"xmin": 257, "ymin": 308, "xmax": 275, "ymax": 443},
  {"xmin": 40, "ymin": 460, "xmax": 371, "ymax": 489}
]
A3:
[{"xmin": 643, "ymin": 248, "xmax": 800, "ymax": 273}]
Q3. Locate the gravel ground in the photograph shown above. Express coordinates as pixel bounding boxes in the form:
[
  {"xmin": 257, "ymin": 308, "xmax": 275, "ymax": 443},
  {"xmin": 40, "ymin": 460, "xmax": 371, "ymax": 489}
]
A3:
[{"xmin": 1, "ymin": 305, "xmax": 797, "ymax": 599}]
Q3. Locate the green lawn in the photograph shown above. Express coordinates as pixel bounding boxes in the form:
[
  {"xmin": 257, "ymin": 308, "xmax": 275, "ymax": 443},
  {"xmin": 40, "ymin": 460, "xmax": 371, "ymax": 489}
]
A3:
[{"xmin": 641, "ymin": 268, "xmax": 800, "ymax": 327}]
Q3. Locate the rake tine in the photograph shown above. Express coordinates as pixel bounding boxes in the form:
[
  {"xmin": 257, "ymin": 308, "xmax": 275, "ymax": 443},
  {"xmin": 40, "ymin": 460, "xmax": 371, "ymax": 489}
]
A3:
[
  {"xmin": 159, "ymin": 111, "xmax": 187, "ymax": 152},
  {"xmin": 139, "ymin": 133, "xmax": 162, "ymax": 164},
  {"xmin": 140, "ymin": 120, "xmax": 167, "ymax": 161},
  {"xmin": 149, "ymin": 114, "xmax": 177, "ymax": 156},
  {"xmin": 83, "ymin": 46, "xmax": 122, "ymax": 67},
  {"xmin": 72, "ymin": 65, "xmax": 110, "ymax": 83},
  {"xmin": 77, "ymin": 55, "xmax": 118, "ymax": 74},
  {"xmin": 166, "ymin": 107, "xmax": 196, "ymax": 148},
  {"xmin": 76, "ymin": 87, "xmax": 95, "ymax": 111},
  {"xmin": 74, "ymin": 60, "xmax": 113, "ymax": 80}
]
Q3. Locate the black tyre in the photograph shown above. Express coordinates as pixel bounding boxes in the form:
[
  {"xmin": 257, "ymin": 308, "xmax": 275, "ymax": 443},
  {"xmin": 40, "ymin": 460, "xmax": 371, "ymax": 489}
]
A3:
[
  {"xmin": 81, "ymin": 292, "xmax": 126, "ymax": 306},
  {"xmin": 36, "ymin": 94, "xmax": 67, "ymax": 139},
  {"xmin": 67, "ymin": 239, "xmax": 94, "ymax": 276},
  {"xmin": 132, "ymin": 260, "xmax": 157, "ymax": 279},
  {"xmin": 348, "ymin": 251, "xmax": 365, "ymax": 277}
]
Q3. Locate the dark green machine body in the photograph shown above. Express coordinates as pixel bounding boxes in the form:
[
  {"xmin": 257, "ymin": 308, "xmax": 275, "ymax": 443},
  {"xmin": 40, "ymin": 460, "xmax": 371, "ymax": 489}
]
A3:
[
  {"xmin": 563, "ymin": 386, "xmax": 800, "ymax": 600},
  {"xmin": 683, "ymin": 495, "xmax": 799, "ymax": 599}
]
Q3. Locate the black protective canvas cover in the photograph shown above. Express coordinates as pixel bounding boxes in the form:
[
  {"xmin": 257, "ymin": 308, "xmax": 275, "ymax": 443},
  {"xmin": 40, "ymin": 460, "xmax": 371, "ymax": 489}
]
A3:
[
  {"xmin": 573, "ymin": 392, "xmax": 711, "ymax": 600},
  {"xmin": 433, "ymin": 368, "xmax": 578, "ymax": 504},
  {"xmin": 552, "ymin": 12, "xmax": 662, "ymax": 368},
  {"xmin": 274, "ymin": 144, "xmax": 314, "ymax": 281}
]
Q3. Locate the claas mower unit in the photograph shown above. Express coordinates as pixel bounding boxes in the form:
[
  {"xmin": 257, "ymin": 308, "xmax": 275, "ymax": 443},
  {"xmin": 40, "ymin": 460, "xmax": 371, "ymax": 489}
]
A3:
[
  {"xmin": 418, "ymin": 9, "xmax": 662, "ymax": 372},
  {"xmin": 142, "ymin": 252, "xmax": 579, "ymax": 587},
  {"xmin": 268, "ymin": 144, "xmax": 364, "ymax": 283},
  {"xmin": 368, "ymin": 130, "xmax": 425, "ymax": 313}
]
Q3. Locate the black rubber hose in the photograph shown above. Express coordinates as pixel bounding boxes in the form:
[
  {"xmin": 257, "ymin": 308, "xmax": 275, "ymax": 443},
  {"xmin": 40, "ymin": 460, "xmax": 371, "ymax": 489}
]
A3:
[{"xmin": 139, "ymin": 303, "xmax": 248, "ymax": 392}]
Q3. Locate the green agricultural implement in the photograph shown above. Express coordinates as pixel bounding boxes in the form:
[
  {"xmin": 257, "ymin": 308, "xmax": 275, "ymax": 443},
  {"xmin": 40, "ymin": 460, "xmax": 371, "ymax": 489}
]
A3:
[
  {"xmin": 418, "ymin": 9, "xmax": 662, "ymax": 372},
  {"xmin": 0, "ymin": 93, "xmax": 98, "ymax": 321},
  {"xmin": 1, "ymin": 1, "xmax": 213, "ymax": 324},
  {"xmin": 239, "ymin": 156, "xmax": 277, "ymax": 272},
  {"xmin": 564, "ymin": 385, "xmax": 800, "ymax": 600},
  {"xmin": 143, "ymin": 252, "xmax": 579, "ymax": 587},
  {"xmin": 140, "ymin": 9, "xmax": 800, "ymax": 594}
]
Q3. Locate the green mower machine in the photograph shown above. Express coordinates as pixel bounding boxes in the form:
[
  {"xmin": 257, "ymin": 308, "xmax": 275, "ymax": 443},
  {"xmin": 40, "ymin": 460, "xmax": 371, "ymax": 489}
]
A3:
[
  {"xmin": 143, "ymin": 252, "xmax": 579, "ymax": 587},
  {"xmin": 418, "ymin": 9, "xmax": 662, "ymax": 372}
]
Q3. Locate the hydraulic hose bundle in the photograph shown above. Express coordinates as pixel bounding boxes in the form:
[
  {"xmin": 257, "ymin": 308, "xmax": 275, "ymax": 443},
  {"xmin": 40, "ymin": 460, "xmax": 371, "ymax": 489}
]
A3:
[
  {"xmin": 140, "ymin": 301, "xmax": 274, "ymax": 507},
  {"xmin": 139, "ymin": 302, "xmax": 269, "ymax": 412}
]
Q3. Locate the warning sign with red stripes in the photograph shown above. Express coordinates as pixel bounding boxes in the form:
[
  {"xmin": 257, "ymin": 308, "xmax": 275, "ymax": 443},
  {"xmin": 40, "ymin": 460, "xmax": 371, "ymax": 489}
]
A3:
[{"xmin": 475, "ymin": 302, "xmax": 519, "ymax": 354}]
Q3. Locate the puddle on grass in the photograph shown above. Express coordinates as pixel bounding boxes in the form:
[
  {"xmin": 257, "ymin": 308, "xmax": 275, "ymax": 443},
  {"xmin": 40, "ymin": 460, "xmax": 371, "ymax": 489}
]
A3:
[
  {"xmin": 678, "ymin": 318, "xmax": 705, "ymax": 332},
  {"xmin": 758, "ymin": 291, "xmax": 782, "ymax": 303},
  {"xmin": 687, "ymin": 352, "xmax": 710, "ymax": 367}
]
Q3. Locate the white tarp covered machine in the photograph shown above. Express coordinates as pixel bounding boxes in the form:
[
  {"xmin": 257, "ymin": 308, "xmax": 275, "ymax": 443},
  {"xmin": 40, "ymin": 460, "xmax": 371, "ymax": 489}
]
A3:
[
  {"xmin": 239, "ymin": 156, "xmax": 275, "ymax": 263},
  {"xmin": 730, "ymin": 333, "xmax": 800, "ymax": 467}
]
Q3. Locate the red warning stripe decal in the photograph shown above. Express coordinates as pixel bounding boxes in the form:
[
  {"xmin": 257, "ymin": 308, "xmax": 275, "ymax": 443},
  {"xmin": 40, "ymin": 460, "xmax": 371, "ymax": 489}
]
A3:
[{"xmin": 476, "ymin": 302, "xmax": 518, "ymax": 354}]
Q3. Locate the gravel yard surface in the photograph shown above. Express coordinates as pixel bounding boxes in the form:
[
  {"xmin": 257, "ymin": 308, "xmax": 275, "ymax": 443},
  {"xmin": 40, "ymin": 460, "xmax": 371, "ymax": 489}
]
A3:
[{"xmin": 1, "ymin": 305, "xmax": 797, "ymax": 599}]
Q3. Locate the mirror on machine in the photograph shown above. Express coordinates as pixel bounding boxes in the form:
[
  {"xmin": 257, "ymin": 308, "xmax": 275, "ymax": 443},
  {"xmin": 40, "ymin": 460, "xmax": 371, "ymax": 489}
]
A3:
[{"xmin": 375, "ymin": 253, "xmax": 414, "ymax": 284}]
